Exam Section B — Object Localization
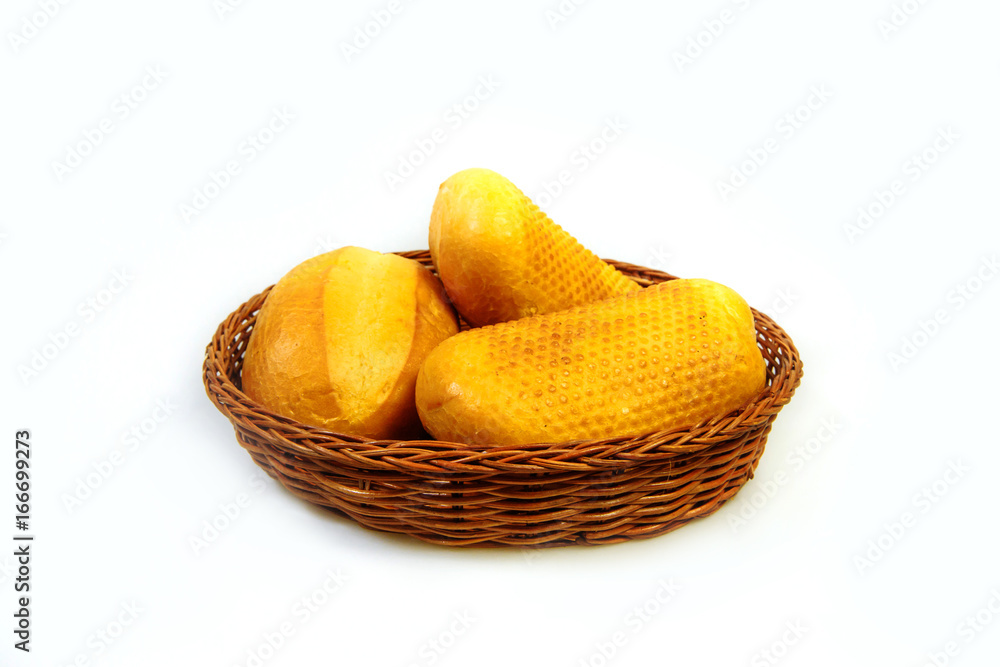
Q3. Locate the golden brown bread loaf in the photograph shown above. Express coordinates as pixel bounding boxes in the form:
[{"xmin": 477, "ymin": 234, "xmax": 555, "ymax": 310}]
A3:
[
  {"xmin": 242, "ymin": 246, "xmax": 459, "ymax": 439},
  {"xmin": 416, "ymin": 278, "xmax": 765, "ymax": 445},
  {"xmin": 429, "ymin": 168, "xmax": 640, "ymax": 327}
]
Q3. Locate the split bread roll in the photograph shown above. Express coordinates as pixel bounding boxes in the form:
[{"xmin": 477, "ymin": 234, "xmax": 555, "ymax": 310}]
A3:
[{"xmin": 242, "ymin": 246, "xmax": 459, "ymax": 439}]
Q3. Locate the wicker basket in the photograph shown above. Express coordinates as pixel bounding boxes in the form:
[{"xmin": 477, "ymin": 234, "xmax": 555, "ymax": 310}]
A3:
[{"xmin": 202, "ymin": 251, "xmax": 803, "ymax": 548}]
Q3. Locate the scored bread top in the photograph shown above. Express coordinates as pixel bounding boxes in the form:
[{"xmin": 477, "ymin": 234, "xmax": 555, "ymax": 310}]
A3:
[
  {"xmin": 430, "ymin": 168, "xmax": 640, "ymax": 327},
  {"xmin": 416, "ymin": 278, "xmax": 765, "ymax": 445}
]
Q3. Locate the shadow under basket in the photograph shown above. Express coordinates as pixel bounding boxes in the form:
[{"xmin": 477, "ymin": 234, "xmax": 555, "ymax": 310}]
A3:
[{"xmin": 202, "ymin": 251, "xmax": 804, "ymax": 548}]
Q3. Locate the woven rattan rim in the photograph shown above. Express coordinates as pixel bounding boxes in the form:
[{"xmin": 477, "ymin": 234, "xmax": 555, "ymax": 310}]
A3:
[{"xmin": 202, "ymin": 251, "xmax": 804, "ymax": 546}]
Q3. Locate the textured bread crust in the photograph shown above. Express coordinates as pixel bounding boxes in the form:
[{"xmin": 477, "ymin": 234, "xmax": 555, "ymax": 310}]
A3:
[
  {"xmin": 242, "ymin": 247, "xmax": 459, "ymax": 439},
  {"xmin": 416, "ymin": 278, "xmax": 765, "ymax": 445},
  {"xmin": 429, "ymin": 168, "xmax": 640, "ymax": 327}
]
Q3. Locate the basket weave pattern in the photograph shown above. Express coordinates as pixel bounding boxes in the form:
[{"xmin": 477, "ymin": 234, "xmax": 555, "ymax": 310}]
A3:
[{"xmin": 203, "ymin": 251, "xmax": 803, "ymax": 547}]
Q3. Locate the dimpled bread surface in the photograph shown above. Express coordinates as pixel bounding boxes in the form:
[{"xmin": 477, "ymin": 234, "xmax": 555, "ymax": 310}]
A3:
[
  {"xmin": 429, "ymin": 168, "xmax": 640, "ymax": 327},
  {"xmin": 415, "ymin": 278, "xmax": 766, "ymax": 445},
  {"xmin": 241, "ymin": 246, "xmax": 459, "ymax": 439}
]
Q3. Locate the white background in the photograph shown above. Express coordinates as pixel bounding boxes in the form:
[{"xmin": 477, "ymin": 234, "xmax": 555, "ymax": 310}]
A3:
[{"xmin": 2, "ymin": 0, "xmax": 999, "ymax": 665}]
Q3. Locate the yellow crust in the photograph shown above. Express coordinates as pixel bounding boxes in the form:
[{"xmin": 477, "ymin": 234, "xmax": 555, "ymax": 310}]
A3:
[
  {"xmin": 242, "ymin": 247, "xmax": 459, "ymax": 439},
  {"xmin": 429, "ymin": 168, "xmax": 640, "ymax": 327},
  {"xmin": 415, "ymin": 278, "xmax": 765, "ymax": 445}
]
